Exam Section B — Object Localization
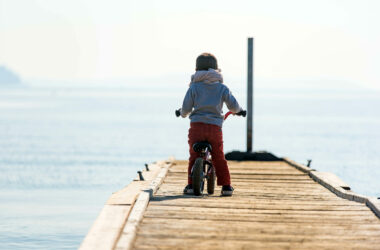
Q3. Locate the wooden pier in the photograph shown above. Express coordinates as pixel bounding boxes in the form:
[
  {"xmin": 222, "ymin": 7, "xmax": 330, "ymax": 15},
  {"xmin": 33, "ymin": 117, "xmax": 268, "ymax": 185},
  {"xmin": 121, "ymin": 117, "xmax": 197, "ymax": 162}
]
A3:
[{"xmin": 80, "ymin": 158, "xmax": 380, "ymax": 250}]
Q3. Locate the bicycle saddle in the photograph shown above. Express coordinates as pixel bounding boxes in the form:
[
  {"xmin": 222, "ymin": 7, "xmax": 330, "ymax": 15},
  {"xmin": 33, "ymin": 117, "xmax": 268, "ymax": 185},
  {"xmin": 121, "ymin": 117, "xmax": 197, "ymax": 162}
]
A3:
[{"xmin": 192, "ymin": 141, "xmax": 212, "ymax": 152}]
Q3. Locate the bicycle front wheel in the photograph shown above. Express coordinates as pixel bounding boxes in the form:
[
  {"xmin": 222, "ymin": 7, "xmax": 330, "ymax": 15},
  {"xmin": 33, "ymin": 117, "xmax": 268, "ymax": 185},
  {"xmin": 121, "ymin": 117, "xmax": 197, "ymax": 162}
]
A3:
[
  {"xmin": 192, "ymin": 158, "xmax": 204, "ymax": 196},
  {"xmin": 207, "ymin": 167, "xmax": 216, "ymax": 195}
]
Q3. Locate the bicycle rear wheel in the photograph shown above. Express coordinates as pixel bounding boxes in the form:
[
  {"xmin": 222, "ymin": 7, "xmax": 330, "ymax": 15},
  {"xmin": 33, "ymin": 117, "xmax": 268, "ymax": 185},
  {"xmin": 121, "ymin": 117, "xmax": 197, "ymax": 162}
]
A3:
[
  {"xmin": 192, "ymin": 158, "xmax": 204, "ymax": 196},
  {"xmin": 207, "ymin": 167, "xmax": 216, "ymax": 195}
]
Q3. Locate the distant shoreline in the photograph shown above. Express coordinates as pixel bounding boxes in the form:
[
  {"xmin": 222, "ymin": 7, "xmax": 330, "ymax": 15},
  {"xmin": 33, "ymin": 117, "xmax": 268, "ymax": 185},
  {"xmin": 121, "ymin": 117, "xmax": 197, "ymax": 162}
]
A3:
[{"xmin": 0, "ymin": 66, "xmax": 21, "ymax": 85}]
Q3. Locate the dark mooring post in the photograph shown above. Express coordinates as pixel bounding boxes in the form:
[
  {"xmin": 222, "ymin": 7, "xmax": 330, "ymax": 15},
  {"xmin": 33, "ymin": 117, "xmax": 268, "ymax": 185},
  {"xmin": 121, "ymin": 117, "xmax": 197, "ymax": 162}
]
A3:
[{"xmin": 247, "ymin": 37, "xmax": 254, "ymax": 152}]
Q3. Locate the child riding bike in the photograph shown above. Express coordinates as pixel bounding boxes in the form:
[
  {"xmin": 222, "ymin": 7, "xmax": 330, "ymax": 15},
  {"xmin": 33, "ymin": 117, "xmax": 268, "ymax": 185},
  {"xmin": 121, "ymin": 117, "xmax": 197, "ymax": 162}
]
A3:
[{"xmin": 177, "ymin": 53, "xmax": 244, "ymax": 196}]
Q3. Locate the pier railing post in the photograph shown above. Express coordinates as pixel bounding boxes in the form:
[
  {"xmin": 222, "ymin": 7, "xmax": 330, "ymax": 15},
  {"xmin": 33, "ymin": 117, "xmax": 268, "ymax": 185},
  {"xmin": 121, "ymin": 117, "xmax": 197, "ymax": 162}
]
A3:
[{"xmin": 247, "ymin": 37, "xmax": 254, "ymax": 152}]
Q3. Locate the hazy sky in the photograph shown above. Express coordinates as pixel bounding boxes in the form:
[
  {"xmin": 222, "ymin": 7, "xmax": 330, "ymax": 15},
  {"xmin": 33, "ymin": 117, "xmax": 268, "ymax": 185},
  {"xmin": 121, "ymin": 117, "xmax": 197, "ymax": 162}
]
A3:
[{"xmin": 0, "ymin": 0, "xmax": 379, "ymax": 89}]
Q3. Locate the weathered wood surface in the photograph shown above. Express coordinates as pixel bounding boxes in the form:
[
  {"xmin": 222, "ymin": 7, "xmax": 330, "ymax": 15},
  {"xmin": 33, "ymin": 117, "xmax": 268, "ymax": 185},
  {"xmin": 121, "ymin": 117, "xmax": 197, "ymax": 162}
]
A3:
[
  {"xmin": 79, "ymin": 205, "xmax": 132, "ymax": 250},
  {"xmin": 129, "ymin": 160, "xmax": 380, "ymax": 250},
  {"xmin": 79, "ymin": 161, "xmax": 168, "ymax": 250}
]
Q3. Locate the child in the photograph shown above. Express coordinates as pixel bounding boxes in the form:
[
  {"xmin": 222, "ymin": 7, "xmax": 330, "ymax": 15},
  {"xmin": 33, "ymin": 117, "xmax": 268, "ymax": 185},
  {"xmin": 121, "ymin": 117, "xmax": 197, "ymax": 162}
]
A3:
[{"xmin": 179, "ymin": 53, "xmax": 243, "ymax": 196}]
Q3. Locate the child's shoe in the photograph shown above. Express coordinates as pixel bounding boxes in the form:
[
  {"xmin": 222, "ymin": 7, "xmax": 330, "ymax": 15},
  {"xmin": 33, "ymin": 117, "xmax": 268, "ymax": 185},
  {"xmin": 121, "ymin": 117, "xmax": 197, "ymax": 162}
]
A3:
[
  {"xmin": 221, "ymin": 185, "xmax": 234, "ymax": 196},
  {"xmin": 183, "ymin": 184, "xmax": 194, "ymax": 195}
]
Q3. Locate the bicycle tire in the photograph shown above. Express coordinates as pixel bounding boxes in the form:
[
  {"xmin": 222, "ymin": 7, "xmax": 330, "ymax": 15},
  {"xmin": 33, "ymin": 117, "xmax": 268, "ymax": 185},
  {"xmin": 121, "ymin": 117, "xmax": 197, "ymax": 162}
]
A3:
[
  {"xmin": 192, "ymin": 158, "xmax": 204, "ymax": 196},
  {"xmin": 207, "ymin": 167, "xmax": 216, "ymax": 195}
]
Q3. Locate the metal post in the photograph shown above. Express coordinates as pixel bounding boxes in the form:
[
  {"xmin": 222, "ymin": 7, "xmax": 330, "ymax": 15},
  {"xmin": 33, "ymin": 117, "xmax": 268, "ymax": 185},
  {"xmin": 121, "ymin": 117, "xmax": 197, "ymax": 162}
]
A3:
[
  {"xmin": 137, "ymin": 171, "xmax": 144, "ymax": 181},
  {"xmin": 247, "ymin": 37, "xmax": 254, "ymax": 152}
]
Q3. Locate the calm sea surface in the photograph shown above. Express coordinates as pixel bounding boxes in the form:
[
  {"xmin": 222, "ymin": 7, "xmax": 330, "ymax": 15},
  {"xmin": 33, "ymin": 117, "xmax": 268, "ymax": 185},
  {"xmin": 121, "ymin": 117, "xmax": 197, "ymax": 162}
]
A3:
[{"xmin": 0, "ymin": 85, "xmax": 379, "ymax": 249}]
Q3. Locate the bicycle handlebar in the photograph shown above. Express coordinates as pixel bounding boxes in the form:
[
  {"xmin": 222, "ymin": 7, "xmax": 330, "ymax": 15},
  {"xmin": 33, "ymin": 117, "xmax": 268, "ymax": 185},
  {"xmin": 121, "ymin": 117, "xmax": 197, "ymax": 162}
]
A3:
[
  {"xmin": 176, "ymin": 108, "xmax": 246, "ymax": 120},
  {"xmin": 224, "ymin": 110, "xmax": 246, "ymax": 120}
]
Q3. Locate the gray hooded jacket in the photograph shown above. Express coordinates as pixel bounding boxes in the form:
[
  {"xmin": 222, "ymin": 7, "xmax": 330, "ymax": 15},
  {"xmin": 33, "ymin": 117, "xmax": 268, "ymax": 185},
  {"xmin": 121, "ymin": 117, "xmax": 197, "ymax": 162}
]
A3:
[{"xmin": 180, "ymin": 70, "xmax": 241, "ymax": 127}]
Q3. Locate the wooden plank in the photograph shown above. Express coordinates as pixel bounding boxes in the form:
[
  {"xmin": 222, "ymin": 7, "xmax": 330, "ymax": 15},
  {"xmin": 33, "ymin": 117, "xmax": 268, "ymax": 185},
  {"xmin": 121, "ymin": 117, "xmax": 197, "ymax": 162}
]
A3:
[
  {"xmin": 150, "ymin": 197, "xmax": 365, "ymax": 207},
  {"xmin": 309, "ymin": 171, "xmax": 369, "ymax": 203},
  {"xmin": 154, "ymin": 189, "xmax": 344, "ymax": 200},
  {"xmin": 135, "ymin": 230, "xmax": 380, "ymax": 241},
  {"xmin": 143, "ymin": 210, "xmax": 378, "ymax": 223},
  {"xmin": 367, "ymin": 197, "xmax": 380, "ymax": 219},
  {"xmin": 133, "ymin": 237, "xmax": 380, "ymax": 250},
  {"xmin": 114, "ymin": 192, "xmax": 150, "ymax": 250},
  {"xmin": 311, "ymin": 171, "xmax": 351, "ymax": 190},
  {"xmin": 145, "ymin": 207, "xmax": 376, "ymax": 220},
  {"xmin": 113, "ymin": 161, "xmax": 173, "ymax": 250},
  {"xmin": 106, "ymin": 181, "xmax": 146, "ymax": 205},
  {"xmin": 148, "ymin": 202, "xmax": 369, "ymax": 211},
  {"xmin": 140, "ymin": 217, "xmax": 380, "ymax": 232},
  {"xmin": 79, "ymin": 205, "xmax": 131, "ymax": 250}
]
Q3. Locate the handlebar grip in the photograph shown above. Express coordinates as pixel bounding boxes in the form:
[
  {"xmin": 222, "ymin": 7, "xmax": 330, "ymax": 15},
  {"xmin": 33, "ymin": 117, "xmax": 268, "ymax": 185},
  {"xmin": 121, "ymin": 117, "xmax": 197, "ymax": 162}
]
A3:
[
  {"xmin": 236, "ymin": 110, "xmax": 246, "ymax": 117},
  {"xmin": 175, "ymin": 109, "xmax": 181, "ymax": 117}
]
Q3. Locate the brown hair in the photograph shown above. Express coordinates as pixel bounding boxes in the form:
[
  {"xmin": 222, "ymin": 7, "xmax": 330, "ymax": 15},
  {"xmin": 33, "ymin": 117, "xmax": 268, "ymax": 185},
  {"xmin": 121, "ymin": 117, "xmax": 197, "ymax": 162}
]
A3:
[{"xmin": 196, "ymin": 53, "xmax": 218, "ymax": 71}]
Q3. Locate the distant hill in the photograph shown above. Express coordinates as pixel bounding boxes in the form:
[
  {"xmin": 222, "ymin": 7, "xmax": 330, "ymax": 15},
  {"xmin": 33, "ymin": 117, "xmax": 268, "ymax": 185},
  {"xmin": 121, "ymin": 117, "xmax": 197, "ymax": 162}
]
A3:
[{"xmin": 0, "ymin": 66, "xmax": 21, "ymax": 84}]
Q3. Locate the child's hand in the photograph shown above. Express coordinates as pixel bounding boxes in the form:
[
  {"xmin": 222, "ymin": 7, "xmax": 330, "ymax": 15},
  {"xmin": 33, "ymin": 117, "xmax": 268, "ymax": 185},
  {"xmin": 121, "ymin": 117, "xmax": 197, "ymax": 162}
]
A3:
[
  {"xmin": 175, "ymin": 109, "xmax": 181, "ymax": 117},
  {"xmin": 236, "ymin": 110, "xmax": 247, "ymax": 117}
]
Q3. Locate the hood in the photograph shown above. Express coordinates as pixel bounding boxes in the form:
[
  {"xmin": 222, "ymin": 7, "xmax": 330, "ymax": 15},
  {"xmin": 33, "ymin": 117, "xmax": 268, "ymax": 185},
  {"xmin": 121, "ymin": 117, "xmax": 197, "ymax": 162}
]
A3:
[{"xmin": 190, "ymin": 68, "xmax": 223, "ymax": 85}]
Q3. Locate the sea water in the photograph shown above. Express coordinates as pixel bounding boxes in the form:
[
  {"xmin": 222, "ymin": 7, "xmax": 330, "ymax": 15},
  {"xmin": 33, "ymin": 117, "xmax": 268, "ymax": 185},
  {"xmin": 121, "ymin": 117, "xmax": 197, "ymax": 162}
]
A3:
[{"xmin": 0, "ymin": 85, "xmax": 379, "ymax": 249}]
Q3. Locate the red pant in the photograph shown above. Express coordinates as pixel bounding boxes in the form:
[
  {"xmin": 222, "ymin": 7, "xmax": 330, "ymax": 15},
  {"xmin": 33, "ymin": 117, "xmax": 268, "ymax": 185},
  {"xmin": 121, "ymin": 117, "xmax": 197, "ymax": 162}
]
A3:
[{"xmin": 188, "ymin": 122, "xmax": 231, "ymax": 186}]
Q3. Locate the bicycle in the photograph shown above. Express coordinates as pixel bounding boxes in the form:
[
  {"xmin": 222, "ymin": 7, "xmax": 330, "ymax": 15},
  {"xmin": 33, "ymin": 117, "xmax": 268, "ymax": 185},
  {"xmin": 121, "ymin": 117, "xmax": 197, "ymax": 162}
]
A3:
[{"xmin": 175, "ymin": 109, "xmax": 246, "ymax": 196}]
